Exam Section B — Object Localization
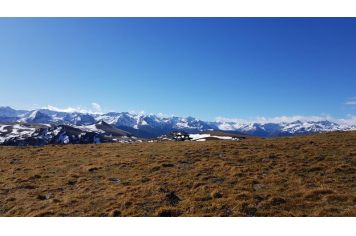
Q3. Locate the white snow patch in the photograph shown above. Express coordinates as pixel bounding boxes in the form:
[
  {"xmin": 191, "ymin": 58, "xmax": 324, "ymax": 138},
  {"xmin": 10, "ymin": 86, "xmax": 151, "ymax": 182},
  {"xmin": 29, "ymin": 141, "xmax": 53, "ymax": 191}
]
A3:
[
  {"xmin": 56, "ymin": 133, "xmax": 70, "ymax": 144},
  {"xmin": 75, "ymin": 124, "xmax": 105, "ymax": 134},
  {"xmin": 188, "ymin": 133, "xmax": 235, "ymax": 141},
  {"xmin": 0, "ymin": 125, "xmax": 10, "ymax": 132},
  {"xmin": 214, "ymin": 136, "xmax": 233, "ymax": 140},
  {"xmin": 189, "ymin": 134, "xmax": 211, "ymax": 140},
  {"xmin": 0, "ymin": 124, "xmax": 37, "ymax": 143},
  {"xmin": 53, "ymin": 127, "xmax": 62, "ymax": 136}
]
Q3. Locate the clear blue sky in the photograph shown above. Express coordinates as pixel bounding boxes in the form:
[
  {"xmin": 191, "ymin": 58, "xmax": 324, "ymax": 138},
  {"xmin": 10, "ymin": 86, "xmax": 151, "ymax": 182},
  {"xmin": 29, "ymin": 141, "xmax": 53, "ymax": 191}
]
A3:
[{"xmin": 1, "ymin": 18, "xmax": 356, "ymax": 121}]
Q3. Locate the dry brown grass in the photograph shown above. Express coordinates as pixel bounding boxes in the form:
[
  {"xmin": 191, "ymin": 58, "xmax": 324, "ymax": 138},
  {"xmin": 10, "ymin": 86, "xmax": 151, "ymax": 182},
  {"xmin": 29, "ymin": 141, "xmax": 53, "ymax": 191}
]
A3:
[{"xmin": 0, "ymin": 131, "xmax": 356, "ymax": 217}]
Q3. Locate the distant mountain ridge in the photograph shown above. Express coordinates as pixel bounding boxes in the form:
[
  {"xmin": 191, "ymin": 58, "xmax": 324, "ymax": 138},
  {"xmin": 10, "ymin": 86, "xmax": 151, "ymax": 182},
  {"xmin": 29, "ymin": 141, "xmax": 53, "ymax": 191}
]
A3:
[
  {"xmin": 1, "ymin": 106, "xmax": 356, "ymax": 138},
  {"xmin": 0, "ymin": 121, "xmax": 138, "ymax": 146}
]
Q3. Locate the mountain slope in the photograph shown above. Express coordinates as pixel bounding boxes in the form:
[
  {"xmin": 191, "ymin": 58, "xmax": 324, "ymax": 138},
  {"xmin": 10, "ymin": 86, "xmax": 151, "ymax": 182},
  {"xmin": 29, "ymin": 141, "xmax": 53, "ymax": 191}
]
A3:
[
  {"xmin": 0, "ymin": 106, "xmax": 28, "ymax": 122},
  {"xmin": 0, "ymin": 122, "xmax": 139, "ymax": 146}
]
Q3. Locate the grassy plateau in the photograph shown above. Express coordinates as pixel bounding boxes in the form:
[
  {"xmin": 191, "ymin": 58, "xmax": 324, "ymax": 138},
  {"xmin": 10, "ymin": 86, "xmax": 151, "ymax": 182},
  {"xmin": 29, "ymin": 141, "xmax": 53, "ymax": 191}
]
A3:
[{"xmin": 0, "ymin": 131, "xmax": 356, "ymax": 217}]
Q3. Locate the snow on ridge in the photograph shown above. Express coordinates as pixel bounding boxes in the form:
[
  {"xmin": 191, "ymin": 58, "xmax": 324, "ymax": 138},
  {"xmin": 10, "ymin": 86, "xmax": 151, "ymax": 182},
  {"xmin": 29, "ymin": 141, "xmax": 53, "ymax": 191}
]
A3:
[
  {"xmin": 0, "ymin": 124, "xmax": 37, "ymax": 143},
  {"xmin": 56, "ymin": 133, "xmax": 70, "ymax": 144},
  {"xmin": 74, "ymin": 124, "xmax": 105, "ymax": 134},
  {"xmin": 189, "ymin": 133, "xmax": 234, "ymax": 141}
]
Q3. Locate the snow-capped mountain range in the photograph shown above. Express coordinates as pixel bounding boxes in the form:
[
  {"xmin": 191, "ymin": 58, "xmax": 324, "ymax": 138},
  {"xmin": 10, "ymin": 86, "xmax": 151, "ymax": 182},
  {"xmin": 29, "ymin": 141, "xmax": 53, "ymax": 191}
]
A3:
[
  {"xmin": 1, "ymin": 106, "xmax": 356, "ymax": 138},
  {"xmin": 212, "ymin": 120, "xmax": 356, "ymax": 137}
]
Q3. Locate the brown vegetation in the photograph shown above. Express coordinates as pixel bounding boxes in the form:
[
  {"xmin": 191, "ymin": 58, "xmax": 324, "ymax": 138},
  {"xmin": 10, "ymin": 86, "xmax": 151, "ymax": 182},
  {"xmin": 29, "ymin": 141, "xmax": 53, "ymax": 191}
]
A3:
[{"xmin": 0, "ymin": 131, "xmax": 356, "ymax": 217}]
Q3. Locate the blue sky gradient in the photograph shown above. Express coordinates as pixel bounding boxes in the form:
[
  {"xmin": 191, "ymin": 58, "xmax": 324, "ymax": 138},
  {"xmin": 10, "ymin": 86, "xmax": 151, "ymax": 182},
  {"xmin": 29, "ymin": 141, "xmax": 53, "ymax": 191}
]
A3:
[{"xmin": 1, "ymin": 18, "xmax": 356, "ymax": 121}]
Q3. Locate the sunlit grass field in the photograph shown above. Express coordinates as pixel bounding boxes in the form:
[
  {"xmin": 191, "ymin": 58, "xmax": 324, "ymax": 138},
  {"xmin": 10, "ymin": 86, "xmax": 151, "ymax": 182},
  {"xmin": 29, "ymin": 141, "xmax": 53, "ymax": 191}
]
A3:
[{"xmin": 1, "ymin": 131, "xmax": 355, "ymax": 217}]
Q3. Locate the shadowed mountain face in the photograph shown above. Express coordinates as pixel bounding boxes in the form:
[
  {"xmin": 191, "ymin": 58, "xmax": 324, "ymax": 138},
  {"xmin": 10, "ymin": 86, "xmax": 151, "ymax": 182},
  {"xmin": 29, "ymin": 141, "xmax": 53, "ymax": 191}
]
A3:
[{"xmin": 1, "ymin": 107, "xmax": 356, "ymax": 138}]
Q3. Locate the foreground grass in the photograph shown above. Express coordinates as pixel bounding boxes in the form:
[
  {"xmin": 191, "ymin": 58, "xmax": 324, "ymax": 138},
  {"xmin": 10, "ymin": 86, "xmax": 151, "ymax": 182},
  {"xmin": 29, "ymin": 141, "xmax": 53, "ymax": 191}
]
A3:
[{"xmin": 0, "ymin": 131, "xmax": 356, "ymax": 217}]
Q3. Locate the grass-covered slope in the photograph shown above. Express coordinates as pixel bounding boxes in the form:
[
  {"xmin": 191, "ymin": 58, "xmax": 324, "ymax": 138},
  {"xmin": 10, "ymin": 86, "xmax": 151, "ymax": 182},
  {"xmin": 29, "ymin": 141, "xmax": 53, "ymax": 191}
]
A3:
[{"xmin": 0, "ymin": 131, "xmax": 355, "ymax": 217}]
